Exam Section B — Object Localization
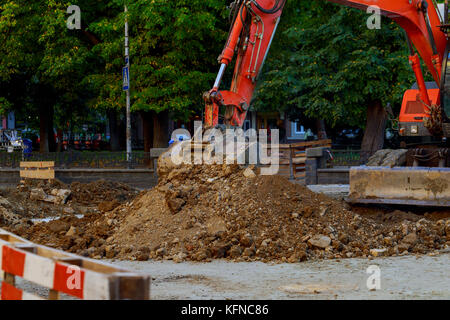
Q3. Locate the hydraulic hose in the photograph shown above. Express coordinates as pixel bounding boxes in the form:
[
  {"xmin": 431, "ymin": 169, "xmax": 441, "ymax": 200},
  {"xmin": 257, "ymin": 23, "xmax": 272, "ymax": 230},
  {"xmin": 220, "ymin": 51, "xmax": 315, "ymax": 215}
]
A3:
[{"xmin": 251, "ymin": 0, "xmax": 286, "ymax": 14}]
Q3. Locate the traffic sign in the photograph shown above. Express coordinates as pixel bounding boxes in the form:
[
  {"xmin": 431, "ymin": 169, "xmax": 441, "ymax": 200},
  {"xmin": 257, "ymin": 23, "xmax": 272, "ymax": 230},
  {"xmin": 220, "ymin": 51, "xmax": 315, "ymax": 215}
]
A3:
[{"xmin": 123, "ymin": 66, "xmax": 130, "ymax": 91}]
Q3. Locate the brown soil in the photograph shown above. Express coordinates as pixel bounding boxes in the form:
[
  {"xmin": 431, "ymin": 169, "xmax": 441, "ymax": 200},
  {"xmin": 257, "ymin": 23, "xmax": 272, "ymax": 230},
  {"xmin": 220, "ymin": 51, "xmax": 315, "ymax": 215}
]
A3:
[
  {"xmin": 70, "ymin": 180, "xmax": 137, "ymax": 206},
  {"xmin": 4, "ymin": 165, "xmax": 449, "ymax": 263},
  {"xmin": 0, "ymin": 179, "xmax": 139, "ymax": 223}
]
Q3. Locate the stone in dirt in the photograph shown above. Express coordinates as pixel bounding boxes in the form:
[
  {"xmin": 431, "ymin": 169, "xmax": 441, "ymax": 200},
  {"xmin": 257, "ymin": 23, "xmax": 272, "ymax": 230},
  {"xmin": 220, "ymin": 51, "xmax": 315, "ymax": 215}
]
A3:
[
  {"xmin": 243, "ymin": 167, "xmax": 256, "ymax": 179},
  {"xmin": 30, "ymin": 188, "xmax": 47, "ymax": 201},
  {"xmin": 308, "ymin": 235, "xmax": 332, "ymax": 249},
  {"xmin": 167, "ymin": 198, "xmax": 186, "ymax": 214},
  {"xmin": 48, "ymin": 220, "xmax": 70, "ymax": 233},
  {"xmin": 51, "ymin": 189, "xmax": 71, "ymax": 204},
  {"xmin": 370, "ymin": 248, "xmax": 387, "ymax": 257},
  {"xmin": 402, "ymin": 233, "xmax": 418, "ymax": 245},
  {"xmin": 98, "ymin": 200, "xmax": 121, "ymax": 213},
  {"xmin": 206, "ymin": 217, "xmax": 227, "ymax": 237},
  {"xmin": 66, "ymin": 226, "xmax": 77, "ymax": 237},
  {"xmin": 63, "ymin": 207, "xmax": 75, "ymax": 215}
]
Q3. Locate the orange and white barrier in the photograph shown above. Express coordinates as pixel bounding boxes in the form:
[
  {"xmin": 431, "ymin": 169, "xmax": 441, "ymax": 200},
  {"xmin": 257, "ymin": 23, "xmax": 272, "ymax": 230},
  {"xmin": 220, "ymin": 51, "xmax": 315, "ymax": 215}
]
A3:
[{"xmin": 0, "ymin": 229, "xmax": 150, "ymax": 300}]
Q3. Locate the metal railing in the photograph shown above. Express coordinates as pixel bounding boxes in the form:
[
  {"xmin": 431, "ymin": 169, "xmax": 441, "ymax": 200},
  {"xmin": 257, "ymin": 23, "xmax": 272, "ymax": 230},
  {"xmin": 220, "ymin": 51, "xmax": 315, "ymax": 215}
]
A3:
[
  {"xmin": 328, "ymin": 150, "xmax": 364, "ymax": 167},
  {"xmin": 0, "ymin": 151, "xmax": 155, "ymax": 169}
]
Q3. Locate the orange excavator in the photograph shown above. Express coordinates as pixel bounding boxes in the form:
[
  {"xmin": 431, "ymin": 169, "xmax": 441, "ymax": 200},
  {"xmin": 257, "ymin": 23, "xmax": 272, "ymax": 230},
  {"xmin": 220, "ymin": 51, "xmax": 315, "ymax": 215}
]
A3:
[
  {"xmin": 205, "ymin": 0, "xmax": 447, "ymax": 133},
  {"xmin": 198, "ymin": 0, "xmax": 450, "ymax": 207}
]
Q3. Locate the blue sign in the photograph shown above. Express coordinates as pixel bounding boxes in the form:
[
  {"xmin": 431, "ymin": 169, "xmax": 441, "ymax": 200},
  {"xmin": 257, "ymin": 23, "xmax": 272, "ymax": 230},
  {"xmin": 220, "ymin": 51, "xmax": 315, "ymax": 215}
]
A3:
[{"xmin": 123, "ymin": 66, "xmax": 130, "ymax": 91}]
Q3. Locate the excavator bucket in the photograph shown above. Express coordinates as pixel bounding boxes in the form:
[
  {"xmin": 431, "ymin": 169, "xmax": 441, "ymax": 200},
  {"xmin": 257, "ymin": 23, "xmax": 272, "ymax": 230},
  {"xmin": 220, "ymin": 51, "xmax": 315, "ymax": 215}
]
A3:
[{"xmin": 347, "ymin": 166, "xmax": 450, "ymax": 207}]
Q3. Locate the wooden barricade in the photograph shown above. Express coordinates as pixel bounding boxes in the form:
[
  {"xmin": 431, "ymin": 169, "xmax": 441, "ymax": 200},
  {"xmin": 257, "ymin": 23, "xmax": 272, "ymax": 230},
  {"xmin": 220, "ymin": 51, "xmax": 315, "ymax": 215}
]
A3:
[
  {"xmin": 289, "ymin": 139, "xmax": 332, "ymax": 183},
  {"xmin": 263, "ymin": 140, "xmax": 332, "ymax": 184},
  {"xmin": 0, "ymin": 228, "xmax": 150, "ymax": 300},
  {"xmin": 20, "ymin": 162, "xmax": 55, "ymax": 180}
]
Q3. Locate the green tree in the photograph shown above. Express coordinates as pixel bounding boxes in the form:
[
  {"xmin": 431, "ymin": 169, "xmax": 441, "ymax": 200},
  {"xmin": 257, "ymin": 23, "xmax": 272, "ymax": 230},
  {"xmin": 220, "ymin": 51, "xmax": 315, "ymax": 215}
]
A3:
[
  {"xmin": 0, "ymin": 0, "xmax": 96, "ymax": 152},
  {"xmin": 86, "ymin": 0, "xmax": 229, "ymax": 148}
]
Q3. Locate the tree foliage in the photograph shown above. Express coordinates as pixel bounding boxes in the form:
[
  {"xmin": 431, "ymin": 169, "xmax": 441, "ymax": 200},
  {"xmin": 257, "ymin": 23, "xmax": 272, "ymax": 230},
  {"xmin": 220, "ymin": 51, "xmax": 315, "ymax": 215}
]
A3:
[
  {"xmin": 0, "ymin": 0, "xmax": 423, "ymax": 137},
  {"xmin": 85, "ymin": 0, "xmax": 228, "ymax": 121}
]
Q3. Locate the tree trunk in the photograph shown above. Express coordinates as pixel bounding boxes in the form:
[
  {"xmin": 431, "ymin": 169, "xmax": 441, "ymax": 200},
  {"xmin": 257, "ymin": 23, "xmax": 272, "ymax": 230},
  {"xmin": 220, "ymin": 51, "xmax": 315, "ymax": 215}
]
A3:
[
  {"xmin": 316, "ymin": 119, "xmax": 328, "ymax": 140},
  {"xmin": 361, "ymin": 100, "xmax": 387, "ymax": 162},
  {"xmin": 152, "ymin": 110, "xmax": 169, "ymax": 148},
  {"xmin": 108, "ymin": 110, "xmax": 121, "ymax": 151},
  {"xmin": 57, "ymin": 129, "xmax": 63, "ymax": 152},
  {"xmin": 141, "ymin": 111, "xmax": 154, "ymax": 167},
  {"xmin": 48, "ymin": 105, "xmax": 56, "ymax": 152},
  {"xmin": 39, "ymin": 106, "xmax": 49, "ymax": 153},
  {"xmin": 39, "ymin": 104, "xmax": 56, "ymax": 153}
]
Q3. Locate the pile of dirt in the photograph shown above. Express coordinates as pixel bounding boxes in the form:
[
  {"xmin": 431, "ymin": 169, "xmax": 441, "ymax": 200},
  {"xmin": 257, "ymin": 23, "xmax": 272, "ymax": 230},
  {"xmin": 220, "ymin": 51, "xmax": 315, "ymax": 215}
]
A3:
[
  {"xmin": 69, "ymin": 180, "xmax": 138, "ymax": 206},
  {"xmin": 7, "ymin": 164, "xmax": 450, "ymax": 263},
  {"xmin": 0, "ymin": 179, "xmax": 139, "ymax": 222}
]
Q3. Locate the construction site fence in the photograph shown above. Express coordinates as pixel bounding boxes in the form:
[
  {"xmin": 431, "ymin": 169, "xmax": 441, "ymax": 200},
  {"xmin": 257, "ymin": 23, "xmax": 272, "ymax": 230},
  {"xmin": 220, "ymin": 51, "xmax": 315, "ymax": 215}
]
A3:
[
  {"xmin": 0, "ymin": 151, "xmax": 158, "ymax": 169},
  {"xmin": 329, "ymin": 149, "xmax": 365, "ymax": 167},
  {"xmin": 0, "ymin": 145, "xmax": 367, "ymax": 171},
  {"xmin": 264, "ymin": 139, "xmax": 333, "ymax": 183}
]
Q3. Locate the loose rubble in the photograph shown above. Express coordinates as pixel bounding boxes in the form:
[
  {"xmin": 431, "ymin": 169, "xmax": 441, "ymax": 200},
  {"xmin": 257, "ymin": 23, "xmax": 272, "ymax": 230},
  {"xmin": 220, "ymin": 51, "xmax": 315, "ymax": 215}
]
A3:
[
  {"xmin": 0, "ymin": 179, "xmax": 139, "ymax": 225},
  {"xmin": 2, "ymin": 165, "xmax": 448, "ymax": 264}
]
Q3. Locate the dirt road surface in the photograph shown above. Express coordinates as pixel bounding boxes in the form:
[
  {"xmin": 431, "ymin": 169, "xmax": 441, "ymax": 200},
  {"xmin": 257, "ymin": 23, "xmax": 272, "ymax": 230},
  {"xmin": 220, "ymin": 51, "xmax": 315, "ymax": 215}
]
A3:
[
  {"xmin": 110, "ymin": 252, "xmax": 450, "ymax": 300},
  {"xmin": 3, "ymin": 250, "xmax": 449, "ymax": 300}
]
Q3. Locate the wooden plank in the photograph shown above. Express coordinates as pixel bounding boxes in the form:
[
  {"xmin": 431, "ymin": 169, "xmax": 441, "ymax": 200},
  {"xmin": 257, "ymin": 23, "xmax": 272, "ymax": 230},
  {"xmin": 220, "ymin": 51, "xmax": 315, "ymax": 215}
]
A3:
[
  {"xmin": 292, "ymin": 157, "xmax": 306, "ymax": 165},
  {"xmin": 20, "ymin": 162, "xmax": 55, "ymax": 168},
  {"xmin": 113, "ymin": 273, "xmax": 151, "ymax": 300},
  {"xmin": 48, "ymin": 290, "xmax": 60, "ymax": 300},
  {"xmin": 20, "ymin": 161, "xmax": 55, "ymax": 180},
  {"xmin": 12, "ymin": 244, "xmax": 37, "ymax": 254},
  {"xmin": 4, "ymin": 272, "xmax": 15, "ymax": 286},
  {"xmin": 290, "ymin": 139, "xmax": 332, "ymax": 148},
  {"xmin": 20, "ymin": 169, "xmax": 55, "ymax": 180},
  {"xmin": 0, "ymin": 234, "xmax": 10, "ymax": 241},
  {"xmin": 55, "ymin": 258, "xmax": 83, "ymax": 266}
]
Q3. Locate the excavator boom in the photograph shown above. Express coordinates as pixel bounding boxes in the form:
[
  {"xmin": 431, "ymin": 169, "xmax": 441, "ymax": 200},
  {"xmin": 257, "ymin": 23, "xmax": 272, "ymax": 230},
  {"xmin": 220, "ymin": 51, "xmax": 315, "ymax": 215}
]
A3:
[{"xmin": 204, "ymin": 0, "xmax": 286, "ymax": 129}]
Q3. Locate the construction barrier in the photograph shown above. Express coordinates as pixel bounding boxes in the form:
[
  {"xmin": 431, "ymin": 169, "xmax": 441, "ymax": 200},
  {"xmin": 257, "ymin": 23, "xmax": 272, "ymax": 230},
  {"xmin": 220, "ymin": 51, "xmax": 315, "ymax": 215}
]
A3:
[
  {"xmin": 288, "ymin": 139, "xmax": 332, "ymax": 182},
  {"xmin": 20, "ymin": 161, "xmax": 55, "ymax": 180},
  {"xmin": 265, "ymin": 139, "xmax": 332, "ymax": 183},
  {"xmin": 0, "ymin": 228, "xmax": 150, "ymax": 300}
]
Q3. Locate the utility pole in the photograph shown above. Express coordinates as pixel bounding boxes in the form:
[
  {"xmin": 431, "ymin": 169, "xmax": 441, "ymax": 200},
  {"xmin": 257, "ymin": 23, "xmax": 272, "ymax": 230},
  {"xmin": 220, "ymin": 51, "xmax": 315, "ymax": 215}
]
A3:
[{"xmin": 124, "ymin": 5, "xmax": 132, "ymax": 165}]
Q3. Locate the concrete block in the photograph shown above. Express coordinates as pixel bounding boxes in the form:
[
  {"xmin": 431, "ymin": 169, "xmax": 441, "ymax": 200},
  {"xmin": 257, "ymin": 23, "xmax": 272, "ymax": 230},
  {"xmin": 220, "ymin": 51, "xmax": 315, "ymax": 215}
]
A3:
[
  {"xmin": 150, "ymin": 148, "xmax": 168, "ymax": 158},
  {"xmin": 306, "ymin": 147, "xmax": 326, "ymax": 158}
]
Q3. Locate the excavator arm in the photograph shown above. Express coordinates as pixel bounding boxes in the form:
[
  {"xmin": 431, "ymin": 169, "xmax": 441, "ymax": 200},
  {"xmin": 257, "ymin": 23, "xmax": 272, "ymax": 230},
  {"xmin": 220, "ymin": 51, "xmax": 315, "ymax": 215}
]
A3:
[
  {"xmin": 204, "ymin": 0, "xmax": 287, "ymax": 129},
  {"xmin": 330, "ymin": 0, "xmax": 446, "ymax": 83},
  {"xmin": 204, "ymin": 0, "xmax": 447, "ymax": 130}
]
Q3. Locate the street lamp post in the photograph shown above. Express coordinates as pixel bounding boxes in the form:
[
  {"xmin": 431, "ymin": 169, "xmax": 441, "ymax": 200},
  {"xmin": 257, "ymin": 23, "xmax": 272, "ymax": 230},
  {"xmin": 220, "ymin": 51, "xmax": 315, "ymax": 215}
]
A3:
[{"xmin": 124, "ymin": 5, "xmax": 132, "ymax": 165}]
